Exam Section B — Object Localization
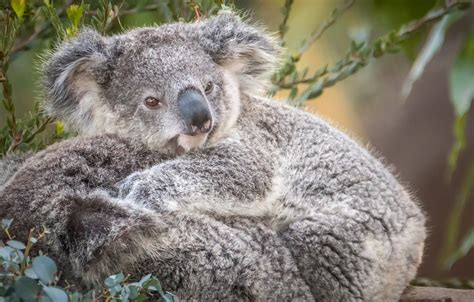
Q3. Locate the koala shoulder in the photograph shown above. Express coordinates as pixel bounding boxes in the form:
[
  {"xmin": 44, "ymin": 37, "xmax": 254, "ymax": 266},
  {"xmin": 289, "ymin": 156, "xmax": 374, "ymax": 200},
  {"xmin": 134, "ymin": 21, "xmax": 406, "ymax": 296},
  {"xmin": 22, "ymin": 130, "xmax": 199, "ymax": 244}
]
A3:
[{"xmin": 0, "ymin": 152, "xmax": 33, "ymax": 187}]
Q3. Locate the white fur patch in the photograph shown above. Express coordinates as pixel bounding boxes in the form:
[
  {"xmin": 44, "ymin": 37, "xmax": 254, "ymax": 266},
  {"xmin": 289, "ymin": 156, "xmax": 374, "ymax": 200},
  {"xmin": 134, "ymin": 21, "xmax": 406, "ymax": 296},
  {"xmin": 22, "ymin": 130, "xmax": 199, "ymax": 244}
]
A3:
[
  {"xmin": 177, "ymin": 133, "xmax": 208, "ymax": 152},
  {"xmin": 208, "ymin": 70, "xmax": 241, "ymax": 146}
]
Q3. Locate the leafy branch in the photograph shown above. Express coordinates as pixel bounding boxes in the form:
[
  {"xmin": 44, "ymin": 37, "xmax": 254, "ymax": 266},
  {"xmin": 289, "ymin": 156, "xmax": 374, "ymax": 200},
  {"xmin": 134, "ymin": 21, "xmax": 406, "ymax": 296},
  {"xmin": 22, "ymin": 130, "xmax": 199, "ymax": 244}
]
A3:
[
  {"xmin": 2, "ymin": 6, "xmax": 22, "ymax": 153},
  {"xmin": 297, "ymin": 0, "xmax": 355, "ymax": 59},
  {"xmin": 272, "ymin": 0, "xmax": 355, "ymax": 88},
  {"xmin": 271, "ymin": 0, "xmax": 470, "ymax": 105},
  {"xmin": 278, "ymin": 0, "xmax": 293, "ymax": 42}
]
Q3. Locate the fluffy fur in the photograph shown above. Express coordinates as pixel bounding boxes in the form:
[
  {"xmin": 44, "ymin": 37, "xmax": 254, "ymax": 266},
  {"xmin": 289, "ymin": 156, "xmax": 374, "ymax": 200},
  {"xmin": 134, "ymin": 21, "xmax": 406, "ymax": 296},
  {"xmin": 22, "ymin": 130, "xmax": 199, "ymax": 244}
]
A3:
[{"xmin": 0, "ymin": 12, "xmax": 426, "ymax": 301}]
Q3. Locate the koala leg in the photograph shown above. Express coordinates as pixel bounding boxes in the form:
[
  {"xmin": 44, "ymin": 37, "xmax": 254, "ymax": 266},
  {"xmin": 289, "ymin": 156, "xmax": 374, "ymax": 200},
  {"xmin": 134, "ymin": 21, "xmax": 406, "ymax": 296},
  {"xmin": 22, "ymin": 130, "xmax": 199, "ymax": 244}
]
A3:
[
  {"xmin": 279, "ymin": 200, "xmax": 425, "ymax": 302},
  {"xmin": 59, "ymin": 194, "xmax": 313, "ymax": 300}
]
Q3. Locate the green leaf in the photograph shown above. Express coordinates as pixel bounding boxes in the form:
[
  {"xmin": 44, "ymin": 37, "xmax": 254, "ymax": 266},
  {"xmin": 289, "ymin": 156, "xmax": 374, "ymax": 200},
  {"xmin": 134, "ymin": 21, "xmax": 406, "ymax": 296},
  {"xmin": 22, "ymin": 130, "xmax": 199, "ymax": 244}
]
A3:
[
  {"xmin": 162, "ymin": 292, "xmax": 179, "ymax": 302},
  {"xmin": 40, "ymin": 296, "xmax": 54, "ymax": 302},
  {"xmin": 134, "ymin": 294, "xmax": 148, "ymax": 302},
  {"xmin": 372, "ymin": 0, "xmax": 437, "ymax": 59},
  {"xmin": 402, "ymin": 13, "xmax": 461, "ymax": 99},
  {"xmin": 440, "ymin": 158, "xmax": 474, "ymax": 269},
  {"xmin": 25, "ymin": 268, "xmax": 39, "ymax": 280},
  {"xmin": 449, "ymin": 28, "xmax": 474, "ymax": 116},
  {"xmin": 128, "ymin": 285, "xmax": 140, "ymax": 299},
  {"xmin": 14, "ymin": 277, "xmax": 42, "ymax": 301},
  {"xmin": 446, "ymin": 228, "xmax": 474, "ymax": 268},
  {"xmin": 0, "ymin": 246, "xmax": 14, "ymax": 261},
  {"xmin": 42, "ymin": 286, "xmax": 68, "ymax": 302},
  {"xmin": 138, "ymin": 274, "xmax": 152, "ymax": 286},
  {"xmin": 104, "ymin": 273, "xmax": 125, "ymax": 288},
  {"xmin": 32, "ymin": 256, "xmax": 58, "ymax": 284},
  {"xmin": 143, "ymin": 277, "xmax": 164, "ymax": 296},
  {"xmin": 1, "ymin": 218, "xmax": 13, "ymax": 230},
  {"xmin": 448, "ymin": 114, "xmax": 468, "ymax": 175},
  {"xmin": 66, "ymin": 4, "xmax": 85, "ymax": 37},
  {"xmin": 55, "ymin": 121, "xmax": 65, "ymax": 137},
  {"xmin": 121, "ymin": 286, "xmax": 130, "ymax": 302},
  {"xmin": 69, "ymin": 292, "xmax": 82, "ymax": 302},
  {"xmin": 7, "ymin": 240, "xmax": 26, "ymax": 250},
  {"xmin": 67, "ymin": 4, "xmax": 84, "ymax": 27},
  {"xmin": 10, "ymin": 0, "xmax": 26, "ymax": 19}
]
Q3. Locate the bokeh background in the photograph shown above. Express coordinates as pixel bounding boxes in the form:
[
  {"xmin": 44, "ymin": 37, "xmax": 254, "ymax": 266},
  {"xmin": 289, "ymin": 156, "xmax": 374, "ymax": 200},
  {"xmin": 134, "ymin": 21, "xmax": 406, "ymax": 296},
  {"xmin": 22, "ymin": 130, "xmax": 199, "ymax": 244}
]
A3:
[{"xmin": 1, "ymin": 0, "xmax": 473, "ymax": 281}]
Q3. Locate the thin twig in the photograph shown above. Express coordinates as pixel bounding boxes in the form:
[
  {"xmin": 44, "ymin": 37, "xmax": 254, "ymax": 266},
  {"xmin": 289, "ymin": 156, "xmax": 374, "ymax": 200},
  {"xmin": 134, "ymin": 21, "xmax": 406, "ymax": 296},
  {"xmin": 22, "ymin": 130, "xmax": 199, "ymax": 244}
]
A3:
[
  {"xmin": 20, "ymin": 228, "xmax": 35, "ymax": 273},
  {"xmin": 278, "ymin": 0, "xmax": 294, "ymax": 41},
  {"xmin": 297, "ymin": 0, "xmax": 355, "ymax": 56},
  {"xmin": 272, "ymin": 0, "xmax": 355, "ymax": 86}
]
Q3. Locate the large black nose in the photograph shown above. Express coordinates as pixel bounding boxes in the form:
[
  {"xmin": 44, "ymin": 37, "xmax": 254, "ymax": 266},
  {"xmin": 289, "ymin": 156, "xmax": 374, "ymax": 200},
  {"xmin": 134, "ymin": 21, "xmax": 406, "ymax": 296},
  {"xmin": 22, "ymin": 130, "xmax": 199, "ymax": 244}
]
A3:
[{"xmin": 177, "ymin": 89, "xmax": 212, "ymax": 135}]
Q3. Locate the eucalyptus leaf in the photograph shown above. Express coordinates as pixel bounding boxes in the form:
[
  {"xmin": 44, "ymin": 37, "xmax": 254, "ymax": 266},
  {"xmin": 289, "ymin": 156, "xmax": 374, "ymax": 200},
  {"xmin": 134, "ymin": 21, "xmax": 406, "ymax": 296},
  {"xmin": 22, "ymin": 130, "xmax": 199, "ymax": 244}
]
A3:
[
  {"xmin": 162, "ymin": 292, "xmax": 179, "ymax": 302},
  {"xmin": 7, "ymin": 240, "xmax": 26, "ymax": 250},
  {"xmin": 105, "ymin": 272, "xmax": 125, "ymax": 288},
  {"xmin": 32, "ymin": 256, "xmax": 57, "ymax": 284},
  {"xmin": 69, "ymin": 292, "xmax": 82, "ymax": 302},
  {"xmin": 42, "ymin": 286, "xmax": 68, "ymax": 302},
  {"xmin": 1, "ymin": 218, "xmax": 13, "ymax": 230},
  {"xmin": 128, "ymin": 285, "xmax": 140, "ymax": 299},
  {"xmin": 0, "ymin": 247, "xmax": 14, "ymax": 261},
  {"xmin": 14, "ymin": 277, "xmax": 42, "ymax": 301},
  {"xmin": 25, "ymin": 268, "xmax": 39, "ymax": 280}
]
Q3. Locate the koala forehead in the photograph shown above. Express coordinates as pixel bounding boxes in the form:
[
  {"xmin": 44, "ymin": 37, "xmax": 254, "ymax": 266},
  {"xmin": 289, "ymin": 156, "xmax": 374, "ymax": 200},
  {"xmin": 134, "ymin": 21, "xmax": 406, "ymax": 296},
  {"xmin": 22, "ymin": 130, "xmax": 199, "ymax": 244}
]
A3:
[{"xmin": 111, "ymin": 26, "xmax": 217, "ymax": 83}]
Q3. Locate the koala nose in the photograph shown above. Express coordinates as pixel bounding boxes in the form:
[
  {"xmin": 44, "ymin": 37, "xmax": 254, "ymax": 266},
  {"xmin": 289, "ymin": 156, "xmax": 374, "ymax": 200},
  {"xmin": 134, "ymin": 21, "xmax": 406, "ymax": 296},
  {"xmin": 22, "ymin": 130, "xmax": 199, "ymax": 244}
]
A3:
[{"xmin": 177, "ymin": 89, "xmax": 213, "ymax": 135}]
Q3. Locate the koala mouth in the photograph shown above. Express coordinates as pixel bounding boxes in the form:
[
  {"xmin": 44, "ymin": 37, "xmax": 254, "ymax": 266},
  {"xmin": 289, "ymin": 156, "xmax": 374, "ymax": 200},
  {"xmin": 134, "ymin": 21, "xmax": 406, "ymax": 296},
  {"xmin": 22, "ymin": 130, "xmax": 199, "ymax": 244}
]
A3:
[{"xmin": 175, "ymin": 132, "xmax": 210, "ymax": 155}]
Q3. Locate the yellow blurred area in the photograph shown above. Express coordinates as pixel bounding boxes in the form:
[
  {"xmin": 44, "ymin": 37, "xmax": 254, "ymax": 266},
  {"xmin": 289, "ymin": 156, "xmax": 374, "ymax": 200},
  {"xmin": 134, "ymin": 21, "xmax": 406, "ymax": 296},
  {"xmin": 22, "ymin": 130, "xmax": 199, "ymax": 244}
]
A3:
[{"xmin": 259, "ymin": 0, "xmax": 364, "ymax": 137}]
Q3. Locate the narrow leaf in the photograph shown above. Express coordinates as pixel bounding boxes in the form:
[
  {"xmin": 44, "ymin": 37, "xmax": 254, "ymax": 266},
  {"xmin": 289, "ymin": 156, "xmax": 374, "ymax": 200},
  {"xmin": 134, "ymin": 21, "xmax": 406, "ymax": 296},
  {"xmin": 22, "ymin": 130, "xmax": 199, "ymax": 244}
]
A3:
[
  {"xmin": 449, "ymin": 28, "xmax": 474, "ymax": 116},
  {"xmin": 402, "ymin": 13, "xmax": 461, "ymax": 100},
  {"xmin": 447, "ymin": 114, "xmax": 468, "ymax": 175},
  {"xmin": 1, "ymin": 218, "xmax": 13, "ymax": 230},
  {"xmin": 42, "ymin": 286, "xmax": 69, "ymax": 302},
  {"xmin": 446, "ymin": 228, "xmax": 474, "ymax": 268},
  {"xmin": 10, "ymin": 0, "xmax": 26, "ymax": 19},
  {"xmin": 14, "ymin": 277, "xmax": 42, "ymax": 301}
]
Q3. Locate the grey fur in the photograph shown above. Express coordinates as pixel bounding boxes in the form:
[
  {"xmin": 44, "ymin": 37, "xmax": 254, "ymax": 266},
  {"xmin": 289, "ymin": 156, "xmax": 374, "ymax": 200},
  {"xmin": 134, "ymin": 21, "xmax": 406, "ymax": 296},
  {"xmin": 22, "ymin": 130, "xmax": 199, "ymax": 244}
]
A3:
[
  {"xmin": 0, "ymin": 12, "xmax": 426, "ymax": 301},
  {"xmin": 0, "ymin": 152, "xmax": 31, "ymax": 187}
]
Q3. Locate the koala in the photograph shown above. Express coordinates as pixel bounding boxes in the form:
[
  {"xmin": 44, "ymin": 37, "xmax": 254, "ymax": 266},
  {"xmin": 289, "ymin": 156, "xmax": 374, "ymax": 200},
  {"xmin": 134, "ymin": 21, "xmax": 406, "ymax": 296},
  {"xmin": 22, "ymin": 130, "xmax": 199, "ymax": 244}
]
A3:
[{"xmin": 0, "ymin": 12, "xmax": 426, "ymax": 301}]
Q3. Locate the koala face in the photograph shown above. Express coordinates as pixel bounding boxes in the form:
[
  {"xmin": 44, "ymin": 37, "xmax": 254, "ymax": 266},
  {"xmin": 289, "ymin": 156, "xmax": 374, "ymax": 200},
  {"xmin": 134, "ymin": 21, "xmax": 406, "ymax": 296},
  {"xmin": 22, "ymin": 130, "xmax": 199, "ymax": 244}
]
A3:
[{"xmin": 43, "ymin": 12, "xmax": 280, "ymax": 155}]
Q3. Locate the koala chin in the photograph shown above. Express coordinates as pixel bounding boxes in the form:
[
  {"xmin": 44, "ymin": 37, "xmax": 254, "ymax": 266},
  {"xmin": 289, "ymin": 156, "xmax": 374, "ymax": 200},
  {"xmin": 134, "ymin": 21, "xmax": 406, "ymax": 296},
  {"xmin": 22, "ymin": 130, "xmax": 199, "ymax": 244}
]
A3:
[{"xmin": 0, "ymin": 11, "xmax": 427, "ymax": 301}]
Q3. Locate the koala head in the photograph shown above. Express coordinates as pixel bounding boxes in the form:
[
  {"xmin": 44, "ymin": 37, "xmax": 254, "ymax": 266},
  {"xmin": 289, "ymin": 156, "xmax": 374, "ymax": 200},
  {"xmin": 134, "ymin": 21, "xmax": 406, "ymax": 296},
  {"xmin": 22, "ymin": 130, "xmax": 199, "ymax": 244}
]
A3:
[{"xmin": 43, "ymin": 12, "xmax": 280, "ymax": 155}]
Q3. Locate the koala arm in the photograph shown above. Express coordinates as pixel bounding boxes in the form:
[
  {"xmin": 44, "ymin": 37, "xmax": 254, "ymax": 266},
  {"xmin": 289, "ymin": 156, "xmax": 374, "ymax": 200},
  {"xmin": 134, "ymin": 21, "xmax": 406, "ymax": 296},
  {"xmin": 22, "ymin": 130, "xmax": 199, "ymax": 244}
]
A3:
[
  {"xmin": 61, "ymin": 193, "xmax": 313, "ymax": 300},
  {"xmin": 118, "ymin": 138, "xmax": 276, "ymax": 212}
]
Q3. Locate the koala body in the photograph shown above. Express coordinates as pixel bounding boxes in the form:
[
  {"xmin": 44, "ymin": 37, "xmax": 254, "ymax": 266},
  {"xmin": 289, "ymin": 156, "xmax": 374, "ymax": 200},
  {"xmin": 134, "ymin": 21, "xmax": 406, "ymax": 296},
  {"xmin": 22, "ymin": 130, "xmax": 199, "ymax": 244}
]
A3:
[{"xmin": 0, "ymin": 12, "xmax": 426, "ymax": 301}]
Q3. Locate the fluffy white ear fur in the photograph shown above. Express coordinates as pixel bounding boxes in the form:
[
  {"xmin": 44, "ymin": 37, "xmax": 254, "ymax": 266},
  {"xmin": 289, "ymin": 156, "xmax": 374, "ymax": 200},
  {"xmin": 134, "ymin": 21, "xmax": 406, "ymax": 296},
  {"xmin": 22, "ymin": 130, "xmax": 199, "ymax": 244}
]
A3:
[
  {"xmin": 42, "ymin": 28, "xmax": 111, "ymax": 134},
  {"xmin": 198, "ymin": 11, "xmax": 282, "ymax": 96}
]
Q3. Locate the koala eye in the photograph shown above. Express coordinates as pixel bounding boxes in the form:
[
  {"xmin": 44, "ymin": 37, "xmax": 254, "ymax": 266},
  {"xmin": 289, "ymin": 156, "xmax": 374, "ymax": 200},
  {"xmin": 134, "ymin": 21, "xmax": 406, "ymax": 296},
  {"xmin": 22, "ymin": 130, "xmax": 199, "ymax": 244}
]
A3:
[
  {"xmin": 204, "ymin": 82, "xmax": 214, "ymax": 95},
  {"xmin": 144, "ymin": 97, "xmax": 161, "ymax": 109}
]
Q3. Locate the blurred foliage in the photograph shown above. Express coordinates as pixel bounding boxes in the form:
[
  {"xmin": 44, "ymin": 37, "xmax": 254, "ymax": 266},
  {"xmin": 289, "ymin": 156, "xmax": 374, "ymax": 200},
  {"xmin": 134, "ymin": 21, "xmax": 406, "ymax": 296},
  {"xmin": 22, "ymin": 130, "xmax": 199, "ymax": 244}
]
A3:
[
  {"xmin": 371, "ymin": 0, "xmax": 437, "ymax": 59},
  {"xmin": 0, "ymin": 219, "xmax": 183, "ymax": 301},
  {"xmin": 0, "ymin": 0, "xmax": 473, "ymax": 290}
]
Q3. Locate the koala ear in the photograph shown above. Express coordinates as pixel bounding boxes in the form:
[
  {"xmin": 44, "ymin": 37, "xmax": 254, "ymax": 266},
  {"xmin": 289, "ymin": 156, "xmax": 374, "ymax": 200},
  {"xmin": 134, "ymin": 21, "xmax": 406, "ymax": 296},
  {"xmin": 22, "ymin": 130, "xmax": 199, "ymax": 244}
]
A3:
[
  {"xmin": 198, "ymin": 12, "xmax": 281, "ymax": 95},
  {"xmin": 42, "ymin": 28, "xmax": 111, "ymax": 131}
]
